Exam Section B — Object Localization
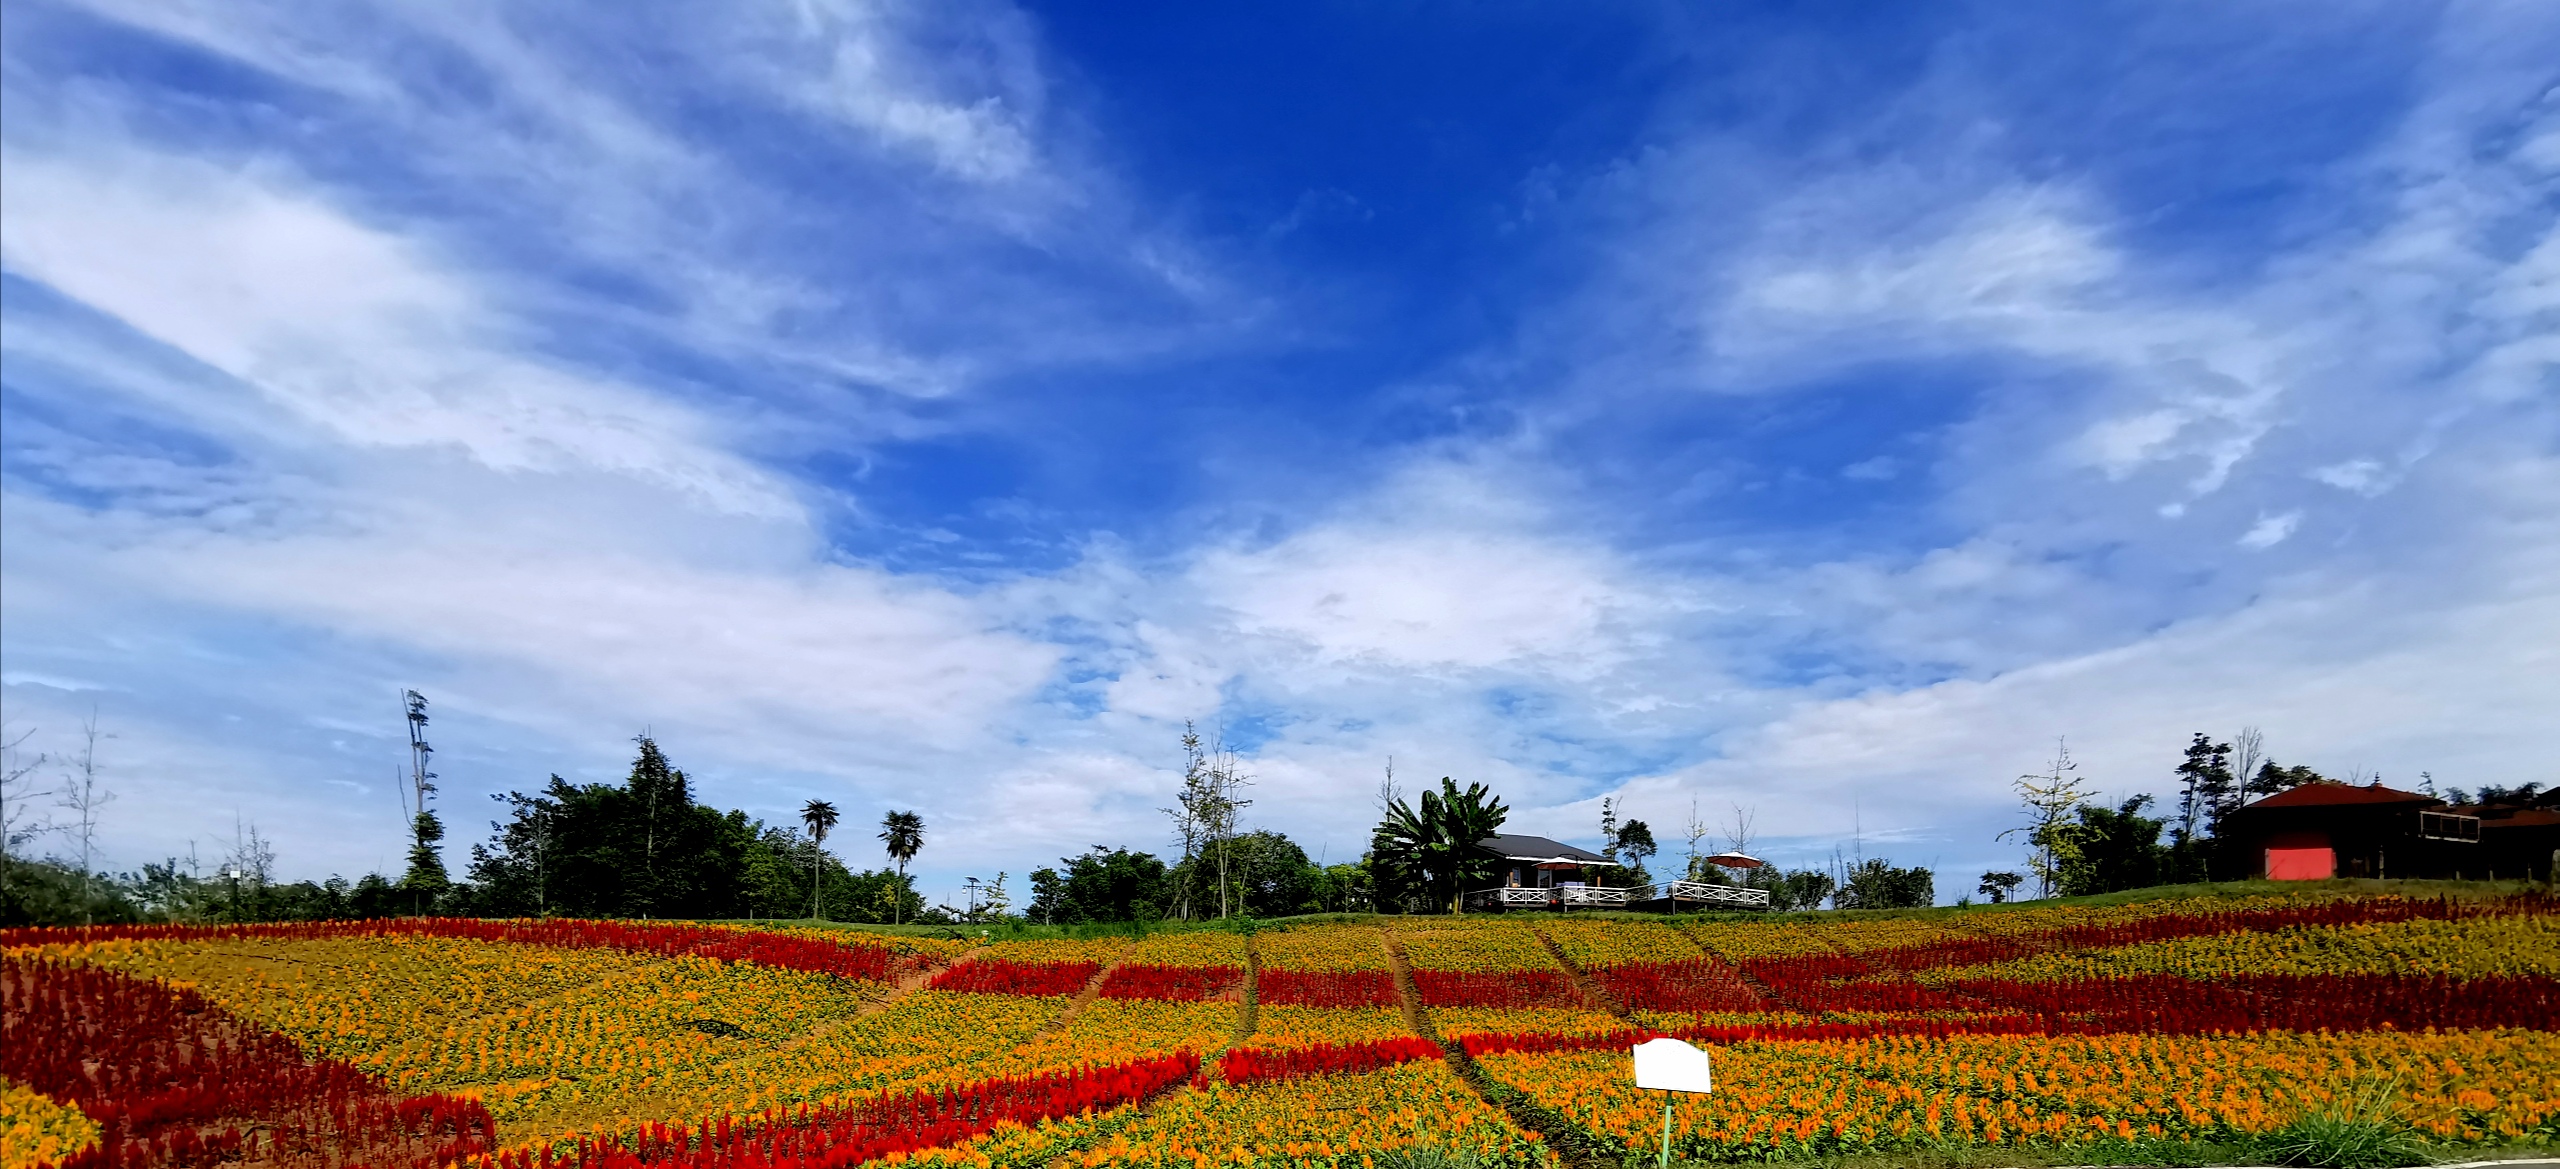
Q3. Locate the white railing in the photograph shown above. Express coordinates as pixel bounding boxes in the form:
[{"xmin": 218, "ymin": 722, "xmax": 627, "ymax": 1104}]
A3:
[
  {"xmin": 1461, "ymin": 882, "xmax": 1768, "ymax": 911},
  {"xmin": 1660, "ymin": 880, "xmax": 1772, "ymax": 908}
]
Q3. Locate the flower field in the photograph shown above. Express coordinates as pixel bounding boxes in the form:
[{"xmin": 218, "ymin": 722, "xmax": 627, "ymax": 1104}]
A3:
[{"xmin": 3, "ymin": 892, "xmax": 2553, "ymax": 1168}]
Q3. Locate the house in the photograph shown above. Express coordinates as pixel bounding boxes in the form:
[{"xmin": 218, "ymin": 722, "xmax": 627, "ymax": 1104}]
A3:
[
  {"xmin": 1476, "ymin": 833, "xmax": 1611, "ymax": 889},
  {"xmin": 2220, "ymin": 781, "xmax": 2483, "ymax": 880},
  {"xmin": 2446, "ymin": 791, "xmax": 2560, "ymax": 883}
]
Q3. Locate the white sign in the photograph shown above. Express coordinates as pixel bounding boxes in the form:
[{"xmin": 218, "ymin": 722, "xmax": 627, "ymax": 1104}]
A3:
[{"xmin": 1632, "ymin": 1037, "xmax": 1712, "ymax": 1094}]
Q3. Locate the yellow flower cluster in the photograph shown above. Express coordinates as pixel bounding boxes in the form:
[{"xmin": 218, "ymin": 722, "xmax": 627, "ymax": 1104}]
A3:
[
  {"xmin": 1248, "ymin": 1006, "xmax": 1416, "ymax": 1050},
  {"xmin": 1926, "ymin": 916, "xmax": 2560, "ymax": 984},
  {"xmin": 1122, "ymin": 930, "xmax": 1249, "ymax": 967},
  {"xmin": 1683, "ymin": 920, "xmax": 1835, "ymax": 961},
  {"xmin": 0, "ymin": 1081, "xmax": 99, "ymax": 1169},
  {"xmin": 1799, "ymin": 917, "xmax": 1977, "ymax": 955},
  {"xmin": 1540, "ymin": 919, "xmax": 1699, "ymax": 970},
  {"xmin": 1255, "ymin": 924, "xmax": 1389, "ymax": 972},
  {"xmin": 1954, "ymin": 893, "xmax": 2310, "ymax": 937},
  {"xmin": 1394, "ymin": 920, "xmax": 1556, "ymax": 972},
  {"xmin": 1018, "ymin": 1060, "xmax": 1557, "ymax": 1167},
  {"xmin": 1479, "ymin": 1029, "xmax": 2560, "ymax": 1156},
  {"xmin": 1008, "ymin": 998, "xmax": 1240, "ymax": 1079}
]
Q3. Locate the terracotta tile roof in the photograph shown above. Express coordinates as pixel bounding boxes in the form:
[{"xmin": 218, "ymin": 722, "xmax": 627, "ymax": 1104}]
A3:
[{"xmin": 2241, "ymin": 781, "xmax": 2440, "ymax": 809}]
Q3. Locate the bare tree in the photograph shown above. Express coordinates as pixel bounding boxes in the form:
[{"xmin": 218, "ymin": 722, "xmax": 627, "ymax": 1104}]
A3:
[
  {"xmin": 1163, "ymin": 723, "xmax": 1209, "ymax": 921},
  {"xmin": 2232, "ymin": 727, "xmax": 2265, "ymax": 798},
  {"xmin": 221, "ymin": 816, "xmax": 277, "ymax": 920},
  {"xmin": 2, "ymin": 724, "xmax": 49, "ymax": 867},
  {"xmin": 1723, "ymin": 803, "xmax": 1758, "ymax": 859},
  {"xmin": 1198, "ymin": 729, "xmax": 1253, "ymax": 919},
  {"xmin": 1682, "ymin": 799, "xmax": 1710, "ymax": 882},
  {"xmin": 59, "ymin": 712, "xmax": 115, "ymax": 924}
]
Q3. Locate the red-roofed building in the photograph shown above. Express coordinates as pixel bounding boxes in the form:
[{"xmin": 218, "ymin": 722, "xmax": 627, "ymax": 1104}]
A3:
[{"xmin": 2219, "ymin": 781, "xmax": 2491, "ymax": 880}]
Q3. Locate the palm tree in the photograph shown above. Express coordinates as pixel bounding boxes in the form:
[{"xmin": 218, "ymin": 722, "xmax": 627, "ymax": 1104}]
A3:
[
  {"xmin": 801, "ymin": 799, "xmax": 839, "ymax": 920},
  {"xmin": 879, "ymin": 810, "xmax": 924, "ymax": 925}
]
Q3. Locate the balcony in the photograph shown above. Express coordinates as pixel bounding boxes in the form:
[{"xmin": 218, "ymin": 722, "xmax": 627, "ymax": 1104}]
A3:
[{"xmin": 1462, "ymin": 880, "xmax": 1770, "ymax": 912}]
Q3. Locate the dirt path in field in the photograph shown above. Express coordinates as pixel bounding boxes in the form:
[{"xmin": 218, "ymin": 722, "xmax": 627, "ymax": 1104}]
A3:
[
  {"xmin": 856, "ymin": 943, "xmax": 985, "ymax": 1018},
  {"xmin": 1229, "ymin": 932, "xmax": 1260, "ymax": 1047},
  {"xmin": 1532, "ymin": 927, "xmax": 1631, "ymax": 1022},
  {"xmin": 1673, "ymin": 922, "xmax": 1786, "ymax": 1009},
  {"xmin": 1030, "ymin": 939, "xmax": 1133, "ymax": 1041},
  {"xmin": 1383, "ymin": 923, "xmax": 1616, "ymax": 1169}
]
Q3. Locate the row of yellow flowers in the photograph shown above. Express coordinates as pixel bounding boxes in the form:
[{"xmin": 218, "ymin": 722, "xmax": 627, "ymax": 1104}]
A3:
[
  {"xmin": 1392, "ymin": 919, "xmax": 1555, "ymax": 972},
  {"xmin": 1540, "ymin": 918, "xmax": 1700, "ymax": 969},
  {"xmin": 917, "ymin": 1059, "xmax": 1556, "ymax": 1169},
  {"xmin": 1478, "ymin": 1029, "xmax": 2560, "ymax": 1158},
  {"xmin": 1253, "ymin": 923, "xmax": 1390, "ymax": 972}
]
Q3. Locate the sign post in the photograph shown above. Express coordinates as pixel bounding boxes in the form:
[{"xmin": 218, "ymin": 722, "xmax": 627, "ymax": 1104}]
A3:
[{"xmin": 1632, "ymin": 1038, "xmax": 1713, "ymax": 1169}]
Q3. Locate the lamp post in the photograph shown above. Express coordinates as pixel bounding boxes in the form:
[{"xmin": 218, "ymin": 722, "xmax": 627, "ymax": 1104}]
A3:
[{"xmin": 223, "ymin": 866, "xmax": 243, "ymax": 921}]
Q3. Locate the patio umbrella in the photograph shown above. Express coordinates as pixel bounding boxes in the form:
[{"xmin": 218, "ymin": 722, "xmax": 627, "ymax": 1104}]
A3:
[{"xmin": 1701, "ymin": 852, "xmax": 1766, "ymax": 870}]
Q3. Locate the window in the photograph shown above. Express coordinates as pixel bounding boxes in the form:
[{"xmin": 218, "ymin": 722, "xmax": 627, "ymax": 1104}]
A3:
[{"xmin": 2419, "ymin": 811, "xmax": 2481, "ymax": 842}]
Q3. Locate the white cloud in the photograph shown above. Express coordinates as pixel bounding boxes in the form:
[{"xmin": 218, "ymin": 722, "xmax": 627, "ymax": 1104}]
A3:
[
  {"xmin": 2237, "ymin": 511, "xmax": 2302, "ymax": 550},
  {"xmin": 0, "ymin": 148, "xmax": 797, "ymax": 518}
]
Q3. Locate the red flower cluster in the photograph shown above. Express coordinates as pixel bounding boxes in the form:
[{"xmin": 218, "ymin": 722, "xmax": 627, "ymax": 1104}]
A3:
[
  {"xmin": 1, "ymin": 917, "xmax": 909, "ymax": 982},
  {"xmin": 1216, "ymin": 1038, "xmax": 1443, "ymax": 1085},
  {"xmin": 1, "ymin": 954, "xmax": 494, "ymax": 1169},
  {"xmin": 1256, "ymin": 968, "xmax": 1400, "ymax": 1008},
  {"xmin": 927, "ymin": 958, "xmax": 1100, "ymax": 997},
  {"xmin": 1411, "ymin": 969, "xmax": 1579, "ymax": 1009},
  {"xmin": 1855, "ymin": 895, "xmax": 2502, "ymax": 974},
  {"xmin": 482, "ymin": 1054, "xmax": 1202, "ymax": 1169},
  {"xmin": 1589, "ymin": 959, "xmax": 1769, "ymax": 1013},
  {"xmin": 1954, "ymin": 972, "xmax": 2560, "ymax": 1034},
  {"xmin": 1098, "ymin": 963, "xmax": 1241, "ymax": 1001}
]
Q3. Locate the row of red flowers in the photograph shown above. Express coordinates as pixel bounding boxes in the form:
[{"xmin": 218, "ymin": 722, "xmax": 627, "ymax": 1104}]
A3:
[
  {"xmin": 1587, "ymin": 958, "xmax": 1768, "ymax": 1014},
  {"xmin": 1255, "ymin": 968, "xmax": 1400, "ymax": 1008},
  {"xmin": 2, "ymin": 953, "xmax": 496, "ymax": 1169},
  {"xmin": 1411, "ymin": 969, "xmax": 1579, "ymax": 1010},
  {"xmin": 1214, "ymin": 1037, "xmax": 1443, "ymax": 1085},
  {"xmin": 1098, "ymin": 963, "xmax": 1241, "ymax": 1001},
  {"xmin": 1455, "ymin": 971, "xmax": 2560, "ymax": 1057},
  {"xmin": 0, "ymin": 918, "xmax": 911, "ymax": 983},
  {"xmin": 927, "ymin": 958, "xmax": 1100, "ymax": 997},
  {"xmin": 483, "ymin": 1054, "xmax": 1203, "ymax": 1169}
]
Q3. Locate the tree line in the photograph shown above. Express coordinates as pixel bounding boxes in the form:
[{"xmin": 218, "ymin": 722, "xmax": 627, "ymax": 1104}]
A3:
[{"xmin": 0, "ymin": 730, "xmax": 938, "ymax": 928}]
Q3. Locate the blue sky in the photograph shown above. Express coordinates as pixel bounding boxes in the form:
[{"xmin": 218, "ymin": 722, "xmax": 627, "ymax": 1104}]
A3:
[{"xmin": 4, "ymin": 1, "xmax": 2555, "ymax": 902}]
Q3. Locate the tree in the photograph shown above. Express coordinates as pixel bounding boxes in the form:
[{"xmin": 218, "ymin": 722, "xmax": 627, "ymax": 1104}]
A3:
[
  {"xmin": 879, "ymin": 810, "xmax": 924, "ymax": 925},
  {"xmin": 2244, "ymin": 761, "xmax": 2324, "ymax": 797},
  {"xmin": 2172, "ymin": 733, "xmax": 2235, "ymax": 846},
  {"xmin": 1027, "ymin": 847, "xmax": 1170, "ymax": 924},
  {"xmin": 1163, "ymin": 724, "xmax": 1210, "ymax": 921},
  {"xmin": 2056, "ymin": 796, "xmax": 2167, "ymax": 896},
  {"xmin": 59, "ymin": 712, "xmax": 114, "ymax": 925},
  {"xmin": 1371, "ymin": 777, "xmax": 1509, "ymax": 914},
  {"xmin": 2002, "ymin": 738, "xmax": 2095, "ymax": 899},
  {"xmin": 1172, "ymin": 727, "xmax": 1253, "ymax": 919},
  {"xmin": 1609, "ymin": 818, "xmax": 1658, "ymax": 884},
  {"xmin": 399, "ymin": 692, "xmax": 447, "ymax": 914},
  {"xmin": 1977, "ymin": 871, "xmax": 2024, "ymax": 904},
  {"xmin": 466, "ymin": 789, "xmax": 556, "ymax": 916},
  {"xmin": 2231, "ymin": 727, "xmax": 2264, "ymax": 802},
  {"xmin": 1, "ymin": 724, "xmax": 48, "ymax": 871},
  {"xmin": 1837, "ymin": 859, "xmax": 1933, "ymax": 909},
  {"xmin": 1767, "ymin": 868, "xmax": 1835, "ymax": 911},
  {"xmin": 801, "ymin": 799, "xmax": 839, "ymax": 920}
]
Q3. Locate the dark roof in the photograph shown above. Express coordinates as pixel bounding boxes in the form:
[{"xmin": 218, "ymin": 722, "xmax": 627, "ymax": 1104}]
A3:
[
  {"xmin": 1477, "ymin": 833, "xmax": 1609, "ymax": 864},
  {"xmin": 2241, "ymin": 782, "xmax": 2440, "ymax": 810}
]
